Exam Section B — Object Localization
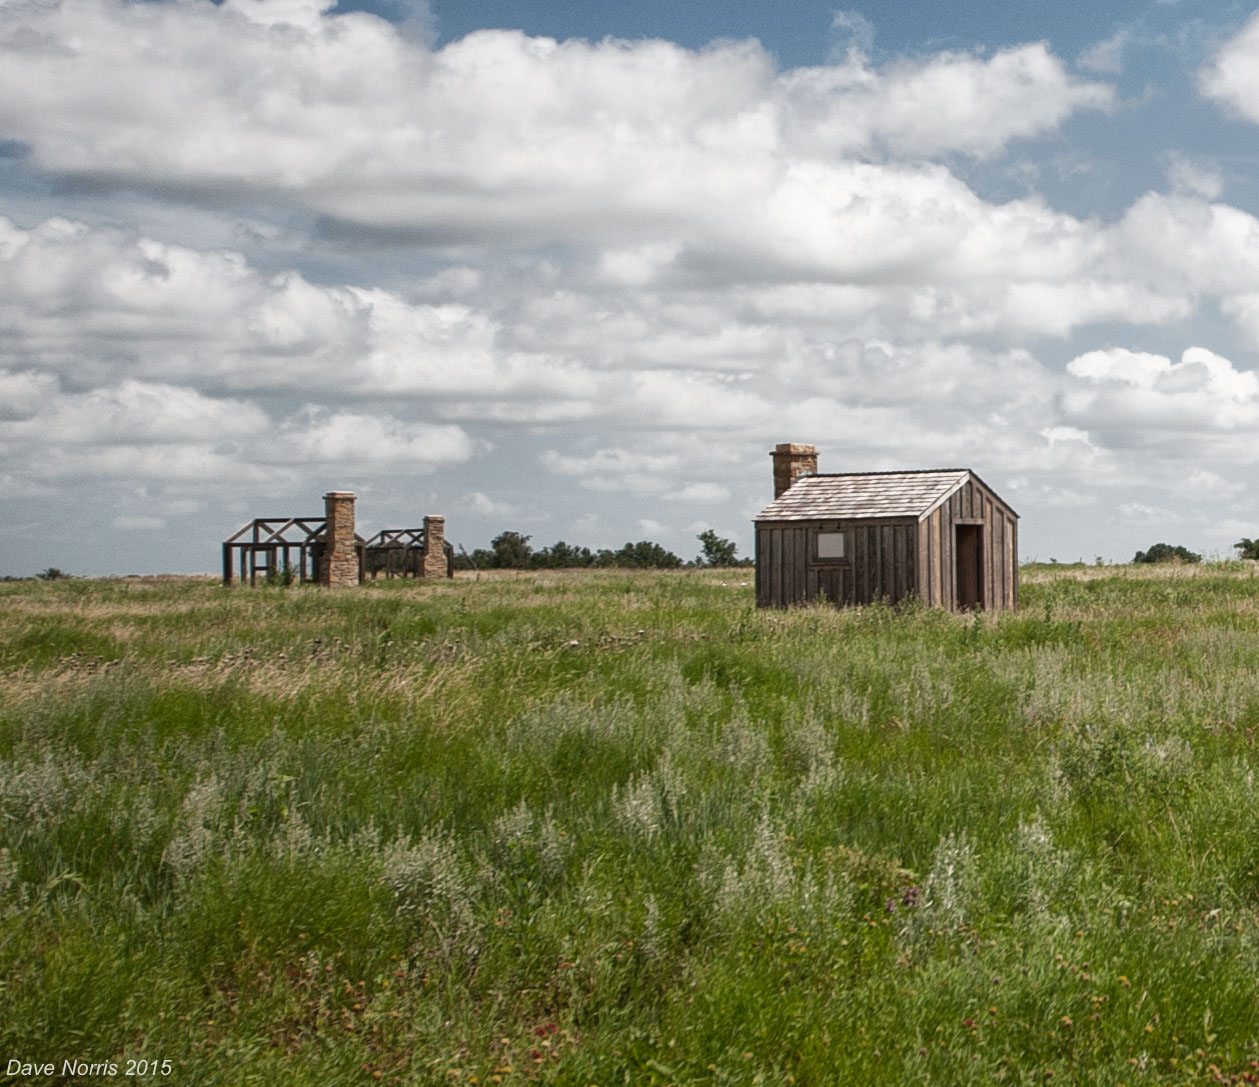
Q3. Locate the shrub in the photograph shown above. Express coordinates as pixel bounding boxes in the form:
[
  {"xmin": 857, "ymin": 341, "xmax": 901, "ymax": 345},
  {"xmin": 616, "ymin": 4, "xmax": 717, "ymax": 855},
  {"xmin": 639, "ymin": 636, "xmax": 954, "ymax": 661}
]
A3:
[{"xmin": 1133, "ymin": 542, "xmax": 1201, "ymax": 564}]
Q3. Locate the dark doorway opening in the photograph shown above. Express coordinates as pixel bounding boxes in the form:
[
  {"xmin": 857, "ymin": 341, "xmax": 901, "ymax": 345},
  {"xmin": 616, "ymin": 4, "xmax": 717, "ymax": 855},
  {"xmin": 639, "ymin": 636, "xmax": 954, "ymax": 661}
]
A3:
[{"xmin": 956, "ymin": 524, "xmax": 984, "ymax": 610}]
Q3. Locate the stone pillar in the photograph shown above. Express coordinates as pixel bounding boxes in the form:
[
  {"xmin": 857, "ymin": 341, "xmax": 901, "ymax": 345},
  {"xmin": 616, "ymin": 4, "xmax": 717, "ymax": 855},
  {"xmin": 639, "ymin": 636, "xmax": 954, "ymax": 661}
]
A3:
[
  {"xmin": 319, "ymin": 491, "xmax": 359, "ymax": 587},
  {"xmin": 771, "ymin": 443, "xmax": 818, "ymax": 498},
  {"xmin": 421, "ymin": 515, "xmax": 447, "ymax": 579}
]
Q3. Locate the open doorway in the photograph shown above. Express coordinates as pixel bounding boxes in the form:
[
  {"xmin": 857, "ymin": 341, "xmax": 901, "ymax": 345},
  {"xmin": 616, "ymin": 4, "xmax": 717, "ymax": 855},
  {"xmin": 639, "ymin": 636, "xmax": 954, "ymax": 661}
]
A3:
[{"xmin": 955, "ymin": 524, "xmax": 984, "ymax": 610}]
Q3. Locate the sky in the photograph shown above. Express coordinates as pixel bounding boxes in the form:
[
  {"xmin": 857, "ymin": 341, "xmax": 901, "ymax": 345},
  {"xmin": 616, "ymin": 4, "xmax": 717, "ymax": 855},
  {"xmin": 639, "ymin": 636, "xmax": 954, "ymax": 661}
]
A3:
[{"xmin": 3, "ymin": 0, "xmax": 1259, "ymax": 574}]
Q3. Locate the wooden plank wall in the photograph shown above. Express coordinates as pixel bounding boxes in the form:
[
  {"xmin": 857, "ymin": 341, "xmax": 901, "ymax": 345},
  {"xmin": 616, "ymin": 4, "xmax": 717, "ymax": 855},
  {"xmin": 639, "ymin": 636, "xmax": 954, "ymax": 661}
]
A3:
[
  {"xmin": 755, "ymin": 520, "xmax": 918, "ymax": 608},
  {"xmin": 915, "ymin": 478, "xmax": 1018, "ymax": 611}
]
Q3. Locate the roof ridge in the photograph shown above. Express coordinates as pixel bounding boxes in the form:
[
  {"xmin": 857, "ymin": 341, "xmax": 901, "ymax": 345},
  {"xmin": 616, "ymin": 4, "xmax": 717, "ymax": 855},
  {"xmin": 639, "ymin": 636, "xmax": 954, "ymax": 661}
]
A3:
[{"xmin": 801, "ymin": 468, "xmax": 970, "ymax": 478}]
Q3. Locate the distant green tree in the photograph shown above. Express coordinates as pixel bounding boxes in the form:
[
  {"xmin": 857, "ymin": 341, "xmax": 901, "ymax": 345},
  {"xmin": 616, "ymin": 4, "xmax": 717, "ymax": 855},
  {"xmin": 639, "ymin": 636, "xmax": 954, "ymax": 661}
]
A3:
[
  {"xmin": 1237, "ymin": 537, "xmax": 1259, "ymax": 560},
  {"xmin": 36, "ymin": 567, "xmax": 68, "ymax": 581},
  {"xmin": 532, "ymin": 540, "xmax": 595, "ymax": 568},
  {"xmin": 696, "ymin": 529, "xmax": 739, "ymax": 568},
  {"xmin": 451, "ymin": 547, "xmax": 496, "ymax": 571},
  {"xmin": 491, "ymin": 531, "xmax": 533, "ymax": 569},
  {"xmin": 599, "ymin": 541, "xmax": 683, "ymax": 569},
  {"xmin": 1133, "ymin": 543, "xmax": 1201, "ymax": 564}
]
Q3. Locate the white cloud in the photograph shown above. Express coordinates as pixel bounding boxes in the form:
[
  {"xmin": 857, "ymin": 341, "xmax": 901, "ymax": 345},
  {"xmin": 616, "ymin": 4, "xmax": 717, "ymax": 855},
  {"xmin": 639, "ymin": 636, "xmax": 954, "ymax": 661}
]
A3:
[
  {"xmin": 0, "ymin": 1, "xmax": 1111, "ymax": 247},
  {"xmin": 1201, "ymin": 12, "xmax": 1259, "ymax": 123},
  {"xmin": 540, "ymin": 448, "xmax": 680, "ymax": 495},
  {"xmin": 463, "ymin": 491, "xmax": 524, "ymax": 519},
  {"xmin": 112, "ymin": 515, "xmax": 166, "ymax": 531},
  {"xmin": 1, "ymin": 380, "xmax": 269, "ymax": 444},
  {"xmin": 1061, "ymin": 347, "xmax": 1259, "ymax": 455},
  {"xmin": 665, "ymin": 482, "xmax": 731, "ymax": 503},
  {"xmin": 0, "ymin": 369, "xmax": 57, "ymax": 421},
  {"xmin": 828, "ymin": 11, "xmax": 875, "ymax": 60},
  {"xmin": 279, "ymin": 408, "xmax": 478, "ymax": 470},
  {"xmin": 0, "ymin": 216, "xmax": 600, "ymax": 402},
  {"xmin": 1078, "ymin": 30, "xmax": 1132, "ymax": 75},
  {"xmin": 1118, "ymin": 502, "xmax": 1180, "ymax": 523},
  {"xmin": 1166, "ymin": 156, "xmax": 1224, "ymax": 201},
  {"xmin": 781, "ymin": 44, "xmax": 1112, "ymax": 160}
]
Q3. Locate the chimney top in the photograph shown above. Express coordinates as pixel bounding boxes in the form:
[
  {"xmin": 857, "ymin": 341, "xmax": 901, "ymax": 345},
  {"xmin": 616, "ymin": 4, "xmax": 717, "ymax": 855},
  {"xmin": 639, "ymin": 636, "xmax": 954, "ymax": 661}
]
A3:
[{"xmin": 770, "ymin": 443, "xmax": 819, "ymax": 499}]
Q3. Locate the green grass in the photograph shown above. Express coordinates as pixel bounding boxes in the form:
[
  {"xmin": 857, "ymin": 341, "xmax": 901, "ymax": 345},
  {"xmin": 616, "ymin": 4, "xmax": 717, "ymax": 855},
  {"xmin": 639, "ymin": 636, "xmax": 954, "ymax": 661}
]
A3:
[{"xmin": 4, "ymin": 566, "xmax": 1259, "ymax": 1083}]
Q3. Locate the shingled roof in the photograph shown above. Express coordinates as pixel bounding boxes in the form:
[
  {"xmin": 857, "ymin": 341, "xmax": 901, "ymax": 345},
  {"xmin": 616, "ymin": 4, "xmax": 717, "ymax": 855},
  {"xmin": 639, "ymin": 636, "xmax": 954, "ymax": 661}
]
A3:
[{"xmin": 755, "ymin": 469, "xmax": 975, "ymax": 522}]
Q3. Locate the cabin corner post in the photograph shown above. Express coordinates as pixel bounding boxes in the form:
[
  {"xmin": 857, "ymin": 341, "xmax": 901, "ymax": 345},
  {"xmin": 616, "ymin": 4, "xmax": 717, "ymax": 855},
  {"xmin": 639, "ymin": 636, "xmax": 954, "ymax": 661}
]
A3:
[
  {"xmin": 421, "ymin": 515, "xmax": 447, "ymax": 579},
  {"xmin": 319, "ymin": 491, "xmax": 359, "ymax": 587}
]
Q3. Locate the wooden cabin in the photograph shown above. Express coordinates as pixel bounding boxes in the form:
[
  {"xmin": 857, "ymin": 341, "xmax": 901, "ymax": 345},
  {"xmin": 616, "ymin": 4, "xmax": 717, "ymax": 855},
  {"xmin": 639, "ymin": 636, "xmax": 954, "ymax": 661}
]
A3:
[{"xmin": 754, "ymin": 444, "xmax": 1018, "ymax": 611}]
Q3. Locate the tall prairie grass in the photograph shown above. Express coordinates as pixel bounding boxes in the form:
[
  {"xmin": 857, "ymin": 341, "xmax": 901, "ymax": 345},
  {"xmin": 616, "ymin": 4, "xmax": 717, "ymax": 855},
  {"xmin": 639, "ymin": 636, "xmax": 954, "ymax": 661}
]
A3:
[{"xmin": 3, "ymin": 565, "xmax": 1259, "ymax": 1083}]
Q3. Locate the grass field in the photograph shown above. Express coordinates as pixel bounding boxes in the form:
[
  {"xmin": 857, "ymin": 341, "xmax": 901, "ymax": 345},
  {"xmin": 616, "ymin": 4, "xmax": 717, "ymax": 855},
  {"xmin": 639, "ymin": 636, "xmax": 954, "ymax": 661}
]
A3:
[{"xmin": 4, "ymin": 563, "xmax": 1259, "ymax": 1085}]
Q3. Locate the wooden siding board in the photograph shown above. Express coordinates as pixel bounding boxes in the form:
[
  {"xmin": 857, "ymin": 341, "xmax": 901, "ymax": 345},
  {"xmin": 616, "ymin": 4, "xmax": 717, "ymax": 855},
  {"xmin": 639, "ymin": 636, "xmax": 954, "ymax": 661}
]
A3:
[
  {"xmin": 767, "ymin": 528, "xmax": 776, "ymax": 606},
  {"xmin": 871, "ymin": 526, "xmax": 881, "ymax": 600},
  {"xmin": 892, "ymin": 525, "xmax": 903, "ymax": 602},
  {"xmin": 859, "ymin": 526, "xmax": 871, "ymax": 604},
  {"xmin": 907, "ymin": 525, "xmax": 918, "ymax": 602},
  {"xmin": 805, "ymin": 544, "xmax": 819, "ymax": 603},
  {"xmin": 881, "ymin": 524, "xmax": 893, "ymax": 602},
  {"xmin": 1010, "ymin": 517, "xmax": 1018, "ymax": 609},
  {"xmin": 1000, "ymin": 519, "xmax": 1007, "ymax": 610},
  {"xmin": 929, "ymin": 510, "xmax": 940, "ymax": 608},
  {"xmin": 994, "ymin": 514, "xmax": 1005, "ymax": 610},
  {"xmin": 754, "ymin": 529, "xmax": 760, "ymax": 603},
  {"xmin": 793, "ymin": 526, "xmax": 807, "ymax": 603},
  {"xmin": 780, "ymin": 527, "xmax": 792, "ymax": 603},
  {"xmin": 983, "ymin": 496, "xmax": 993, "ymax": 610},
  {"xmin": 1003, "ymin": 516, "xmax": 1012, "ymax": 609},
  {"xmin": 918, "ymin": 519, "xmax": 929, "ymax": 606}
]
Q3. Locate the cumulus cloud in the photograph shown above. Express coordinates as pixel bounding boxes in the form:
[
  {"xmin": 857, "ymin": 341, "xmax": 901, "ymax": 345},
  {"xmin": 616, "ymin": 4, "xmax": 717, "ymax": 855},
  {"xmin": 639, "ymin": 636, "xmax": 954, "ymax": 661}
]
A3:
[
  {"xmin": 1165, "ymin": 156, "xmax": 1223, "ymax": 201},
  {"xmin": 1201, "ymin": 11, "xmax": 1259, "ymax": 122},
  {"xmin": 1078, "ymin": 30, "xmax": 1132, "ymax": 75},
  {"xmin": 1, "ymin": 380, "xmax": 269, "ymax": 444},
  {"xmin": 0, "ymin": 216, "xmax": 598, "ymax": 402},
  {"xmin": 541, "ymin": 448, "xmax": 681, "ymax": 495},
  {"xmin": 1061, "ymin": 347, "xmax": 1259, "ymax": 462},
  {"xmin": 278, "ymin": 408, "xmax": 478, "ymax": 470},
  {"xmin": 828, "ymin": 11, "xmax": 875, "ymax": 60},
  {"xmin": 463, "ymin": 491, "xmax": 525, "ymax": 519},
  {"xmin": 113, "ymin": 515, "xmax": 167, "ymax": 531},
  {"xmin": 781, "ymin": 44, "xmax": 1111, "ymax": 159},
  {"xmin": 0, "ymin": 0, "xmax": 1110, "ymax": 246},
  {"xmin": 665, "ymin": 482, "xmax": 731, "ymax": 503}
]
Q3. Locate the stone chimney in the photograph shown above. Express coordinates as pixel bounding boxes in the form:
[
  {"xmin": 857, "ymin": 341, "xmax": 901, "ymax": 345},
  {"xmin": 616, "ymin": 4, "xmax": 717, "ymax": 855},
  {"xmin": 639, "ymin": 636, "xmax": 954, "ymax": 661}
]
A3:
[
  {"xmin": 319, "ymin": 491, "xmax": 359, "ymax": 587},
  {"xmin": 771, "ymin": 443, "xmax": 818, "ymax": 498},
  {"xmin": 422, "ymin": 514, "xmax": 447, "ymax": 579}
]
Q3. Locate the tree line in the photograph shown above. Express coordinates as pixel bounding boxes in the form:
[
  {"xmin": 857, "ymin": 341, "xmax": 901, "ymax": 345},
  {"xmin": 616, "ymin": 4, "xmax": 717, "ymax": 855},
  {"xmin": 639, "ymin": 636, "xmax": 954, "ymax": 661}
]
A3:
[{"xmin": 453, "ymin": 529, "xmax": 752, "ymax": 571}]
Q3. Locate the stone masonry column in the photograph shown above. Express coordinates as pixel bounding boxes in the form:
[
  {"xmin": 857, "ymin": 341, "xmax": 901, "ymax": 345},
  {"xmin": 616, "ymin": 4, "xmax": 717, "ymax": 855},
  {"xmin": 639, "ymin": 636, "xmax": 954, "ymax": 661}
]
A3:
[
  {"xmin": 771, "ymin": 443, "xmax": 818, "ymax": 498},
  {"xmin": 421, "ymin": 515, "xmax": 447, "ymax": 579},
  {"xmin": 319, "ymin": 491, "xmax": 359, "ymax": 587}
]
